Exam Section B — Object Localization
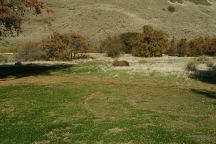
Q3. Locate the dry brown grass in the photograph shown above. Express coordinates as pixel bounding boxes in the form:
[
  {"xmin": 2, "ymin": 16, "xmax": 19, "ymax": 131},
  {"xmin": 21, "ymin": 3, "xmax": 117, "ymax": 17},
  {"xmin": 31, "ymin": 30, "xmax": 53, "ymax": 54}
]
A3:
[{"xmin": 1, "ymin": 0, "xmax": 216, "ymax": 48}]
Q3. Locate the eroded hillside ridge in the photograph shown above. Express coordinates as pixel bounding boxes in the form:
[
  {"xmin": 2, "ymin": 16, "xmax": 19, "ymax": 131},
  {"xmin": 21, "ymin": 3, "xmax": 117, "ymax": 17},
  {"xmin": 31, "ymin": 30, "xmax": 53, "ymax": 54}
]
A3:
[{"xmin": 1, "ymin": 0, "xmax": 216, "ymax": 48}]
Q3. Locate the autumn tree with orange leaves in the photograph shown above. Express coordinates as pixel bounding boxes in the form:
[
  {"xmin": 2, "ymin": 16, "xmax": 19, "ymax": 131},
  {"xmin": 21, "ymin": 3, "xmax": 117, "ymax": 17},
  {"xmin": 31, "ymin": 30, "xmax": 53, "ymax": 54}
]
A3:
[{"xmin": 0, "ymin": 0, "xmax": 49, "ymax": 38}]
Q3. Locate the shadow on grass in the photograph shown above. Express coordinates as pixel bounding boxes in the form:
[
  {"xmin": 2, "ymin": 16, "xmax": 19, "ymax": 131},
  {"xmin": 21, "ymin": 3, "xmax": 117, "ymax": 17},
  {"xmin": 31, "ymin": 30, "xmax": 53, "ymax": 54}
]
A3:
[
  {"xmin": 0, "ymin": 64, "xmax": 72, "ymax": 79},
  {"xmin": 191, "ymin": 89, "xmax": 216, "ymax": 99},
  {"xmin": 189, "ymin": 67, "xmax": 216, "ymax": 84}
]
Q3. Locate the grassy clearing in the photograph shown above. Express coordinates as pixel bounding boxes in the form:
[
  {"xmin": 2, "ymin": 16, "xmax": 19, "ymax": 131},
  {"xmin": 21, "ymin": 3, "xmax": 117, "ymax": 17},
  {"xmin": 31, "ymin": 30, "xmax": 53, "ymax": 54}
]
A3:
[{"xmin": 0, "ymin": 62, "xmax": 216, "ymax": 143}]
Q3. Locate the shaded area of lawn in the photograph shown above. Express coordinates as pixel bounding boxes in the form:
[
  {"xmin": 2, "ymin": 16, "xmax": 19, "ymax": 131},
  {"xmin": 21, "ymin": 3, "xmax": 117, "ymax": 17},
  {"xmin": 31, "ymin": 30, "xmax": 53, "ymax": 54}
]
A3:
[
  {"xmin": 189, "ymin": 67, "xmax": 216, "ymax": 84},
  {"xmin": 191, "ymin": 89, "xmax": 216, "ymax": 99},
  {"xmin": 0, "ymin": 64, "xmax": 73, "ymax": 79}
]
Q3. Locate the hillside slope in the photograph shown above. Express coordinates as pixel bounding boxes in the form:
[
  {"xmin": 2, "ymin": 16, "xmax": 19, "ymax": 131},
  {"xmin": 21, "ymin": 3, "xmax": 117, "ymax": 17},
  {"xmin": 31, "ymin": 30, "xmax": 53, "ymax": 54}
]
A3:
[{"xmin": 1, "ymin": 0, "xmax": 216, "ymax": 48}]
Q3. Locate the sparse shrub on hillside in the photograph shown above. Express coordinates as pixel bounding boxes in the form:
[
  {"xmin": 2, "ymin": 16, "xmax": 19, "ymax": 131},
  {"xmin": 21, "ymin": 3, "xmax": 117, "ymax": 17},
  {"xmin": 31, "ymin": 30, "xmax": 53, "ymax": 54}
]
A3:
[
  {"xmin": 17, "ymin": 42, "xmax": 45, "ymax": 61},
  {"xmin": 100, "ymin": 36, "xmax": 122, "ymax": 58},
  {"xmin": 167, "ymin": 6, "xmax": 176, "ymax": 13},
  {"xmin": 120, "ymin": 32, "xmax": 140, "ymax": 54},
  {"xmin": 112, "ymin": 60, "xmax": 130, "ymax": 67},
  {"xmin": 132, "ymin": 25, "xmax": 169, "ymax": 57},
  {"xmin": 42, "ymin": 32, "xmax": 91, "ymax": 61}
]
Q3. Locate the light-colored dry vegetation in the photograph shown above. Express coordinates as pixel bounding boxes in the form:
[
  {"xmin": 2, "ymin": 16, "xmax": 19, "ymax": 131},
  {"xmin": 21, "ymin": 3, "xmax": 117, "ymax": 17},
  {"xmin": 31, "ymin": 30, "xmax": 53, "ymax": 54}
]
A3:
[{"xmin": 1, "ymin": 0, "xmax": 216, "ymax": 49}]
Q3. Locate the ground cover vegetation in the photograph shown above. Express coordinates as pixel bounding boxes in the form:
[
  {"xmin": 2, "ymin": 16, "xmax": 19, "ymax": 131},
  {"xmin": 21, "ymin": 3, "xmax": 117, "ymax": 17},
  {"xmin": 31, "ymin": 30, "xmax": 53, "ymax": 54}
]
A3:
[{"xmin": 0, "ymin": 62, "xmax": 215, "ymax": 143}]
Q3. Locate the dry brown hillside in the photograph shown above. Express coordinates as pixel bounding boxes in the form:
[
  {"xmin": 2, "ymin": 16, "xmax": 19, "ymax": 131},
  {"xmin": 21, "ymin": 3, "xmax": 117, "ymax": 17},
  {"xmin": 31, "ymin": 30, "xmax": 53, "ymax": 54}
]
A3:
[{"xmin": 1, "ymin": 0, "xmax": 216, "ymax": 48}]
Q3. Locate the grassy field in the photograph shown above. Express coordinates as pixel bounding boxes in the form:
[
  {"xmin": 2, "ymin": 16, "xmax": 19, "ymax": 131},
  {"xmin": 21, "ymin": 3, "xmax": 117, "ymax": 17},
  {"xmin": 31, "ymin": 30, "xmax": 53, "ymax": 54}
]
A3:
[{"xmin": 0, "ymin": 62, "xmax": 216, "ymax": 144}]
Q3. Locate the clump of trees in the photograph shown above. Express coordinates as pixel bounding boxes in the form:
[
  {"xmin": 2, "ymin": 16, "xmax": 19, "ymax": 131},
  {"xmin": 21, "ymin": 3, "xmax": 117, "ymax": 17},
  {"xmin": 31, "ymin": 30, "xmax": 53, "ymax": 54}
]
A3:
[
  {"xmin": 13, "ymin": 23, "xmax": 216, "ymax": 61},
  {"xmin": 17, "ymin": 32, "xmax": 91, "ymax": 61},
  {"xmin": 42, "ymin": 32, "xmax": 91, "ymax": 60},
  {"xmin": 100, "ymin": 25, "xmax": 216, "ymax": 58},
  {"xmin": 100, "ymin": 25, "xmax": 169, "ymax": 58},
  {"xmin": 168, "ymin": 36, "xmax": 216, "ymax": 57},
  {"xmin": 0, "ymin": 0, "xmax": 49, "ymax": 37},
  {"xmin": 119, "ymin": 32, "xmax": 140, "ymax": 54},
  {"xmin": 99, "ymin": 36, "xmax": 122, "ymax": 58},
  {"xmin": 131, "ymin": 25, "xmax": 169, "ymax": 57}
]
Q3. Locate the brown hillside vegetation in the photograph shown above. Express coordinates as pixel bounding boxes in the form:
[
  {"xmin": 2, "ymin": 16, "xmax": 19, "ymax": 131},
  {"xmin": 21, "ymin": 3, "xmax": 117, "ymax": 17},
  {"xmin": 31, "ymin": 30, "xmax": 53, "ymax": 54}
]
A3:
[{"xmin": 1, "ymin": 0, "xmax": 216, "ymax": 48}]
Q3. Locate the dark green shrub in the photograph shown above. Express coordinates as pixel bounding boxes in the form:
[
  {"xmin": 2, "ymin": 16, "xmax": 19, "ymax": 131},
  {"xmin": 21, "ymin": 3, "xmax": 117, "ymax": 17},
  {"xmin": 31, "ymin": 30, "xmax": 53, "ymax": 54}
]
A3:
[
  {"xmin": 112, "ymin": 60, "xmax": 130, "ymax": 67},
  {"xmin": 42, "ymin": 32, "xmax": 91, "ymax": 60},
  {"xmin": 120, "ymin": 32, "xmax": 140, "ymax": 53},
  {"xmin": 100, "ymin": 36, "xmax": 122, "ymax": 58},
  {"xmin": 167, "ymin": 6, "xmax": 176, "ymax": 13},
  {"xmin": 132, "ymin": 26, "xmax": 169, "ymax": 57}
]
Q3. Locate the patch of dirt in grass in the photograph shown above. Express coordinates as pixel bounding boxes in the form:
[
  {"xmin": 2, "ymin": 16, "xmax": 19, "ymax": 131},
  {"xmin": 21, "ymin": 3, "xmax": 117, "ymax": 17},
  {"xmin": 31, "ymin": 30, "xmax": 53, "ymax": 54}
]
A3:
[
  {"xmin": 33, "ymin": 140, "xmax": 50, "ymax": 144},
  {"xmin": 105, "ymin": 127, "xmax": 126, "ymax": 135},
  {"xmin": 191, "ymin": 134, "xmax": 216, "ymax": 144},
  {"xmin": 83, "ymin": 92, "xmax": 131, "ymax": 120},
  {"xmin": 0, "ymin": 76, "xmax": 68, "ymax": 87},
  {"xmin": 0, "ymin": 101, "xmax": 16, "ymax": 117},
  {"xmin": 43, "ymin": 128, "xmax": 71, "ymax": 143}
]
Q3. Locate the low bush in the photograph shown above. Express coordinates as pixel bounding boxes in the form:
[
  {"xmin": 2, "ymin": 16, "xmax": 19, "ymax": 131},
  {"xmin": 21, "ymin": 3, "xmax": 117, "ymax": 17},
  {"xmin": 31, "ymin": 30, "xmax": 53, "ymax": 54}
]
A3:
[
  {"xmin": 196, "ymin": 56, "xmax": 210, "ymax": 64},
  {"xmin": 207, "ymin": 61, "xmax": 214, "ymax": 68},
  {"xmin": 42, "ymin": 32, "xmax": 91, "ymax": 61},
  {"xmin": 17, "ymin": 42, "xmax": 45, "ymax": 61},
  {"xmin": 112, "ymin": 60, "xmax": 130, "ymax": 67},
  {"xmin": 139, "ymin": 59, "xmax": 148, "ymax": 64},
  {"xmin": 186, "ymin": 57, "xmax": 214, "ymax": 72},
  {"xmin": 186, "ymin": 60, "xmax": 198, "ymax": 71},
  {"xmin": 100, "ymin": 36, "xmax": 122, "ymax": 58},
  {"xmin": 132, "ymin": 25, "xmax": 169, "ymax": 57}
]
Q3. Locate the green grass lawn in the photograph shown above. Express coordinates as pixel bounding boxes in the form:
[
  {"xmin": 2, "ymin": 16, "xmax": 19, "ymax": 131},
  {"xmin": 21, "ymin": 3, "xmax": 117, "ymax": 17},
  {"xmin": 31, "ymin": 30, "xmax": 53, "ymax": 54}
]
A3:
[{"xmin": 0, "ymin": 62, "xmax": 216, "ymax": 144}]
